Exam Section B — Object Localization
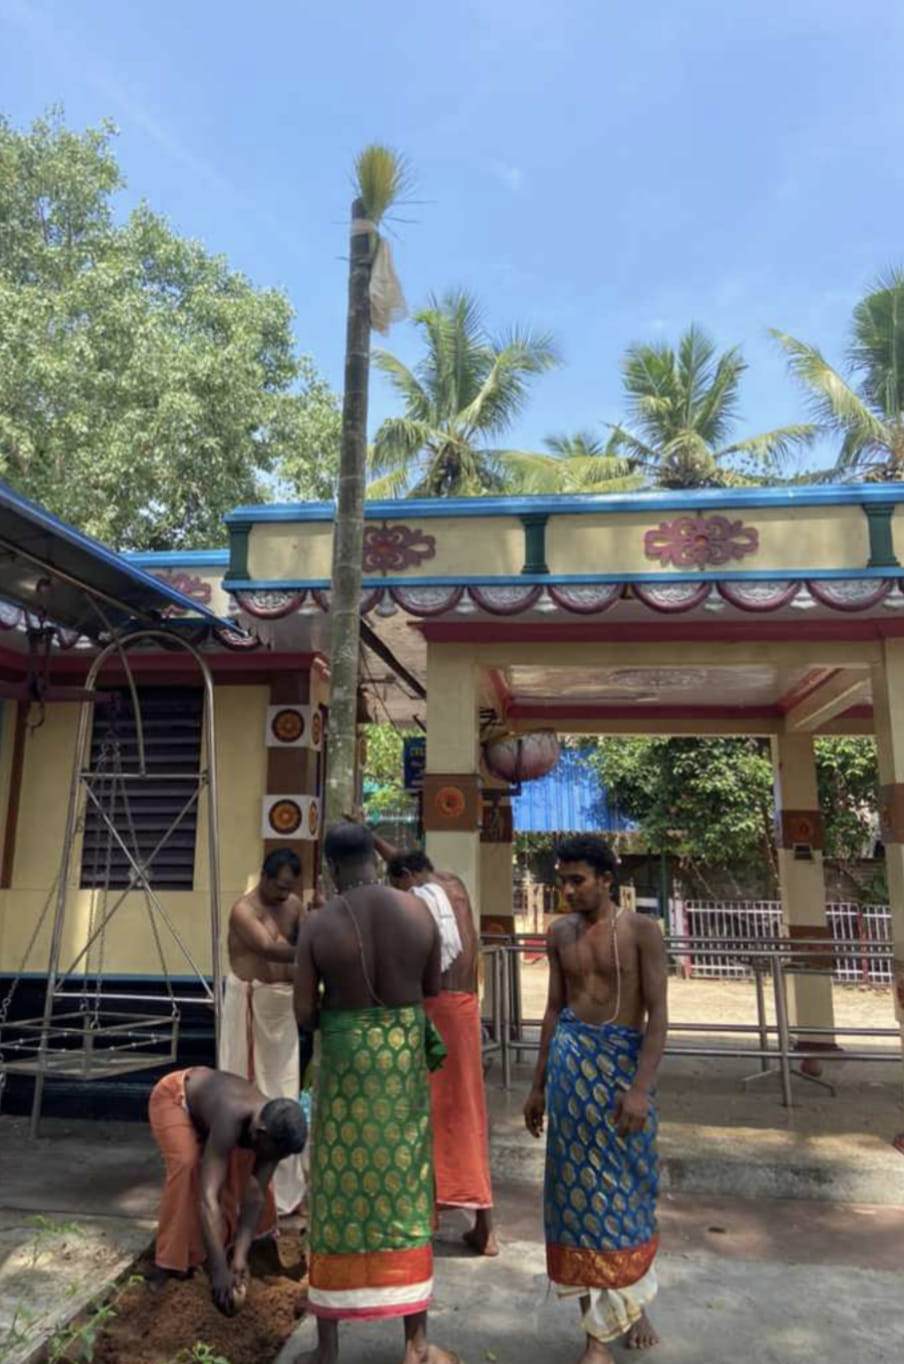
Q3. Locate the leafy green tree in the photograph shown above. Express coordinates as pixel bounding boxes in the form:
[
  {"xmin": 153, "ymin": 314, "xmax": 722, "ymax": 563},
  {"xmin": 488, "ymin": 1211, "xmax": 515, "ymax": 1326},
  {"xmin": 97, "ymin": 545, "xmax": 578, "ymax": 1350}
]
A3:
[
  {"xmin": 590, "ymin": 736, "xmax": 880, "ymax": 896},
  {"xmin": 772, "ymin": 269, "xmax": 904, "ymax": 480},
  {"xmin": 609, "ymin": 325, "xmax": 816, "ymax": 488},
  {"xmin": 814, "ymin": 738, "xmax": 878, "ymax": 866},
  {"xmin": 361, "ymin": 723, "xmax": 419, "ymax": 820},
  {"xmin": 590, "ymin": 737, "xmax": 779, "ymax": 891},
  {"xmin": 0, "ymin": 109, "xmax": 339, "ymax": 550}
]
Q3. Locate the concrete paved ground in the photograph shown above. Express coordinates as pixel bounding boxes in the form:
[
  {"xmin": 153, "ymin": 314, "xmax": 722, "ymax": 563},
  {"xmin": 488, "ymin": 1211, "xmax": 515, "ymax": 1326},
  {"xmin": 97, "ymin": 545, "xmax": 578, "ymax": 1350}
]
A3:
[
  {"xmin": 485, "ymin": 1055, "xmax": 904, "ymax": 1203},
  {"xmin": 280, "ymin": 1187, "xmax": 904, "ymax": 1364},
  {"xmin": 0, "ymin": 1118, "xmax": 158, "ymax": 1363},
  {"xmin": 3, "ymin": 1093, "xmax": 904, "ymax": 1363}
]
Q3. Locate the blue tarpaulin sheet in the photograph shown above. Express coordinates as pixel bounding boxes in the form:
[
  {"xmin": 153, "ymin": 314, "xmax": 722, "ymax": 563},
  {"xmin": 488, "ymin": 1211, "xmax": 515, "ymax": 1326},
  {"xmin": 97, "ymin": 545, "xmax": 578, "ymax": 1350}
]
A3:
[{"xmin": 511, "ymin": 748, "xmax": 635, "ymax": 835}]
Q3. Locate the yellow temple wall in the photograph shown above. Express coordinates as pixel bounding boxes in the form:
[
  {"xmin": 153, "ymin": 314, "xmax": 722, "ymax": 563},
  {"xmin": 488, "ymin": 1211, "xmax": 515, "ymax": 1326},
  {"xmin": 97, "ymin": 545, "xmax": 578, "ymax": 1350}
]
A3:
[{"xmin": 0, "ymin": 687, "xmax": 269, "ymax": 978}]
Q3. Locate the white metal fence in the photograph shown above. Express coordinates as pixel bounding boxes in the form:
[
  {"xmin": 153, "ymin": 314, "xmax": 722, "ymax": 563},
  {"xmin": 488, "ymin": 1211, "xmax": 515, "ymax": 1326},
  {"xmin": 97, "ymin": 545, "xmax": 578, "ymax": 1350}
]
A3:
[{"xmin": 677, "ymin": 900, "xmax": 892, "ymax": 985}]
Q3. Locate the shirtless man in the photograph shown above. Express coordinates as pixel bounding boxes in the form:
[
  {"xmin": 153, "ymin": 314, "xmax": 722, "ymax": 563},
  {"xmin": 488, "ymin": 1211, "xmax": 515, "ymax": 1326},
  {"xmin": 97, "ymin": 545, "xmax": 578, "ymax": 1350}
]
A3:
[
  {"xmin": 380, "ymin": 842, "xmax": 497, "ymax": 1257},
  {"xmin": 524, "ymin": 835, "xmax": 668, "ymax": 1362},
  {"xmin": 294, "ymin": 822, "xmax": 457, "ymax": 1364},
  {"xmin": 220, "ymin": 849, "xmax": 311, "ymax": 1216},
  {"xmin": 148, "ymin": 1066, "xmax": 307, "ymax": 1313},
  {"xmin": 227, "ymin": 849, "xmax": 306, "ymax": 986}
]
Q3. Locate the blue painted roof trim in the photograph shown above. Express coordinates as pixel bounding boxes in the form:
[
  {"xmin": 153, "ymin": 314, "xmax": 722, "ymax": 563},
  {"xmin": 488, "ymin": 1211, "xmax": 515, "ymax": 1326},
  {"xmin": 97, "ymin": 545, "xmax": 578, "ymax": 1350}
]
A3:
[
  {"xmin": 223, "ymin": 565, "xmax": 904, "ymax": 591},
  {"xmin": 223, "ymin": 483, "xmax": 904, "ymax": 525},
  {"xmin": 125, "ymin": 550, "xmax": 230, "ymax": 569}
]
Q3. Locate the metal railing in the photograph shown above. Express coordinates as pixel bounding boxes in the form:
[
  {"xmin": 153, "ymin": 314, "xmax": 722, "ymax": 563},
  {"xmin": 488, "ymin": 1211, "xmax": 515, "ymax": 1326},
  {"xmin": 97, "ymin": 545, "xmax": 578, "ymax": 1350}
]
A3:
[
  {"xmin": 479, "ymin": 932, "xmax": 899, "ymax": 1108},
  {"xmin": 677, "ymin": 900, "xmax": 892, "ymax": 985}
]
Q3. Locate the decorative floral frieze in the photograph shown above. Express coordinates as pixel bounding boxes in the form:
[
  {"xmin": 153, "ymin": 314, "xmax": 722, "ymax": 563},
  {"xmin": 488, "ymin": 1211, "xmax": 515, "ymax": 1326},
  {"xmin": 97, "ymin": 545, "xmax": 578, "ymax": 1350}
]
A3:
[
  {"xmin": 644, "ymin": 515, "xmax": 759, "ymax": 569},
  {"xmin": 151, "ymin": 571, "xmax": 213, "ymax": 617},
  {"xmin": 362, "ymin": 522, "xmax": 436, "ymax": 574}
]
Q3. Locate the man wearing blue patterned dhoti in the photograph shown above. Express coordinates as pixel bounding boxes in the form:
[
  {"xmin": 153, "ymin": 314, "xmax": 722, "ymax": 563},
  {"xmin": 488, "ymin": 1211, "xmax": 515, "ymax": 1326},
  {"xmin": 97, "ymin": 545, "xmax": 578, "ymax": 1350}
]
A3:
[{"xmin": 524, "ymin": 836, "xmax": 669, "ymax": 1363}]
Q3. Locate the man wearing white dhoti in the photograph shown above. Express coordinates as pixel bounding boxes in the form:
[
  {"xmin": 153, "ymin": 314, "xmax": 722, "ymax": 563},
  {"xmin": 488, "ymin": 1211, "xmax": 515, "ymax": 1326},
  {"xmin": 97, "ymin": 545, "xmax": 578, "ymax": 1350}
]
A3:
[{"xmin": 219, "ymin": 849, "xmax": 308, "ymax": 1216}]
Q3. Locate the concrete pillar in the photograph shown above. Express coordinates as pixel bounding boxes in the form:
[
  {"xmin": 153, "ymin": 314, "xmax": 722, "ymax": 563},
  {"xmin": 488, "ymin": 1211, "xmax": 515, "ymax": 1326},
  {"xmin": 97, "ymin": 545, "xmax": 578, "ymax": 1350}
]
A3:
[
  {"xmin": 424, "ymin": 644, "xmax": 481, "ymax": 920},
  {"xmin": 870, "ymin": 640, "xmax": 904, "ymax": 1099},
  {"xmin": 262, "ymin": 669, "xmax": 321, "ymax": 889},
  {"xmin": 771, "ymin": 732, "xmax": 836, "ymax": 1052}
]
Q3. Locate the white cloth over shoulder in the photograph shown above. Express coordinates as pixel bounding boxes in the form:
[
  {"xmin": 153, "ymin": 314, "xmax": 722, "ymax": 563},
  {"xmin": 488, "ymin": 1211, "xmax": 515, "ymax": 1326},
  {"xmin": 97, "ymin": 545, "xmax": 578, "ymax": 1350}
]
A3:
[
  {"xmin": 219, "ymin": 973, "xmax": 306, "ymax": 1216},
  {"xmin": 412, "ymin": 882, "xmax": 463, "ymax": 973}
]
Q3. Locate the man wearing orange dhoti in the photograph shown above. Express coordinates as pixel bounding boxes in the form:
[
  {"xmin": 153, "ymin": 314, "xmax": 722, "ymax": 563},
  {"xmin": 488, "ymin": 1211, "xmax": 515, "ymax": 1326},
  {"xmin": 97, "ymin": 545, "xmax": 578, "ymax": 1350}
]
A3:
[
  {"xmin": 148, "ymin": 1066, "xmax": 307, "ymax": 1313},
  {"xmin": 385, "ymin": 847, "xmax": 497, "ymax": 1257}
]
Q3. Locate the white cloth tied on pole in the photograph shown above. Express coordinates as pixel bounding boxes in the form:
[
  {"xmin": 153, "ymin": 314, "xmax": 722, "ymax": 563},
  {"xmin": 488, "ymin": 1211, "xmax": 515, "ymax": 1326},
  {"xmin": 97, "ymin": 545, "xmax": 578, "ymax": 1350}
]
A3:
[
  {"xmin": 413, "ymin": 881, "xmax": 463, "ymax": 973},
  {"xmin": 351, "ymin": 218, "xmax": 407, "ymax": 335}
]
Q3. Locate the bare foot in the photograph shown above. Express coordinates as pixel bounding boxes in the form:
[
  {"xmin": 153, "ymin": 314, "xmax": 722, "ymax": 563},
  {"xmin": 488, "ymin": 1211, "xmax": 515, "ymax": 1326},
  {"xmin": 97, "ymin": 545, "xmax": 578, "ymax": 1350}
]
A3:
[
  {"xmin": 576, "ymin": 1337, "xmax": 615, "ymax": 1364},
  {"xmin": 403, "ymin": 1347, "xmax": 461, "ymax": 1364},
  {"xmin": 462, "ymin": 1226, "xmax": 500, "ymax": 1257},
  {"xmin": 625, "ymin": 1311, "xmax": 660, "ymax": 1350}
]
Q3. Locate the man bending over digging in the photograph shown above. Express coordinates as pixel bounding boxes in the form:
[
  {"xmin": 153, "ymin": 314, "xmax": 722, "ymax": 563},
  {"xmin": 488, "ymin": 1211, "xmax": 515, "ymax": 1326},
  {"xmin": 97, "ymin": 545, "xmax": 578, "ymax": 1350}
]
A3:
[{"xmin": 148, "ymin": 1066, "xmax": 307, "ymax": 1314}]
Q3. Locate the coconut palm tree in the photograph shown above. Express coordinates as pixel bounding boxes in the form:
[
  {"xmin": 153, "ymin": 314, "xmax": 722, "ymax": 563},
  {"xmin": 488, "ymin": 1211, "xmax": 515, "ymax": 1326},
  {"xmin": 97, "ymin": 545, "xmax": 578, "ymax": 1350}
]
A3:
[
  {"xmin": 541, "ymin": 430, "xmax": 643, "ymax": 493},
  {"xmin": 368, "ymin": 290, "xmax": 563, "ymax": 497},
  {"xmin": 608, "ymin": 325, "xmax": 816, "ymax": 489},
  {"xmin": 324, "ymin": 145, "xmax": 410, "ymax": 830},
  {"xmin": 772, "ymin": 269, "xmax": 904, "ymax": 480}
]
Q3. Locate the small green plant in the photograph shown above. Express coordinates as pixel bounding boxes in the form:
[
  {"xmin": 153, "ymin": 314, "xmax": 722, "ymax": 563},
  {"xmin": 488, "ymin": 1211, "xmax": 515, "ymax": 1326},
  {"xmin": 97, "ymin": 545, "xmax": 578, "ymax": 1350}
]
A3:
[
  {"xmin": 45, "ymin": 1276, "xmax": 144, "ymax": 1364},
  {"xmin": 24, "ymin": 1214, "xmax": 84, "ymax": 1270},
  {"xmin": 172, "ymin": 1346, "xmax": 231, "ymax": 1364}
]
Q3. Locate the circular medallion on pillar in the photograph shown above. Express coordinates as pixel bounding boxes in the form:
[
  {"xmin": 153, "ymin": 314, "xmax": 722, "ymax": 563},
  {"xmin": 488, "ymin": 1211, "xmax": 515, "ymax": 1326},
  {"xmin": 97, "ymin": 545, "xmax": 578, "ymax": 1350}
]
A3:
[{"xmin": 422, "ymin": 774, "xmax": 481, "ymax": 831}]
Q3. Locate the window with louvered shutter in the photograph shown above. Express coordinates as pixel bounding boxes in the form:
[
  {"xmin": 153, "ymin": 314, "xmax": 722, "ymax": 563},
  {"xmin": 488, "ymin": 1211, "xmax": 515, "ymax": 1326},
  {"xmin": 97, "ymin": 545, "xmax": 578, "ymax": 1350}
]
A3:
[{"xmin": 80, "ymin": 686, "xmax": 203, "ymax": 891}]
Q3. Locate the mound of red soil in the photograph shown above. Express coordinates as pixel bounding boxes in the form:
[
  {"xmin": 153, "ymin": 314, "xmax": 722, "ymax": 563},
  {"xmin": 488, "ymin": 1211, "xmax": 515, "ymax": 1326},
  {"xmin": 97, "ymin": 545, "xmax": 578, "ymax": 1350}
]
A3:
[{"xmin": 86, "ymin": 1238, "xmax": 306, "ymax": 1364}]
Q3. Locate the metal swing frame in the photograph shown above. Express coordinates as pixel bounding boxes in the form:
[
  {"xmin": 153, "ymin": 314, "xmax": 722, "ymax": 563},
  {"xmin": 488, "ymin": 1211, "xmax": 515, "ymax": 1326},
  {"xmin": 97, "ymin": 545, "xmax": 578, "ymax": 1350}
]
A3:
[{"xmin": 0, "ymin": 629, "xmax": 222, "ymax": 1137}]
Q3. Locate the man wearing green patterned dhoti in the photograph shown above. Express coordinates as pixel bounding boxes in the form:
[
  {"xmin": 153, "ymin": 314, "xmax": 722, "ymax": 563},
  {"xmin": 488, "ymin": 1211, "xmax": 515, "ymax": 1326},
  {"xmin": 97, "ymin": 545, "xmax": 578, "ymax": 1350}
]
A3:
[{"xmin": 294, "ymin": 822, "xmax": 459, "ymax": 1364}]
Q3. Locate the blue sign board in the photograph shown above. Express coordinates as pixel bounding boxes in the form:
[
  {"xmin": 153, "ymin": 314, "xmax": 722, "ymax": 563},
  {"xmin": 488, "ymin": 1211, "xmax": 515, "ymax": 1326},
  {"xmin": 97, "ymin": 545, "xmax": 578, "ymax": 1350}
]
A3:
[{"xmin": 403, "ymin": 736, "xmax": 427, "ymax": 791}]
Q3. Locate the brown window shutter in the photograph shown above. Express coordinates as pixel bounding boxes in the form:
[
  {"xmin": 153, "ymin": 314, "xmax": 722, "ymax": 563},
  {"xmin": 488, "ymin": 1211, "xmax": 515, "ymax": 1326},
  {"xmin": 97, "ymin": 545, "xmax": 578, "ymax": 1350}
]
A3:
[{"xmin": 80, "ymin": 686, "xmax": 203, "ymax": 892}]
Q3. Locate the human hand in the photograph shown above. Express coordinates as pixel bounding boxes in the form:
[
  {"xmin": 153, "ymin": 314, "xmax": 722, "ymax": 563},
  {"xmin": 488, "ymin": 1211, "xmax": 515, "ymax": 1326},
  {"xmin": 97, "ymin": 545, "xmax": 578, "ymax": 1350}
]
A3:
[
  {"xmin": 211, "ymin": 1267, "xmax": 236, "ymax": 1316},
  {"xmin": 343, "ymin": 807, "xmax": 365, "ymax": 826},
  {"xmin": 524, "ymin": 1088, "xmax": 545, "ymax": 1139},
  {"xmin": 614, "ymin": 1085, "xmax": 650, "ymax": 1137},
  {"xmin": 231, "ymin": 1259, "xmax": 249, "ymax": 1312}
]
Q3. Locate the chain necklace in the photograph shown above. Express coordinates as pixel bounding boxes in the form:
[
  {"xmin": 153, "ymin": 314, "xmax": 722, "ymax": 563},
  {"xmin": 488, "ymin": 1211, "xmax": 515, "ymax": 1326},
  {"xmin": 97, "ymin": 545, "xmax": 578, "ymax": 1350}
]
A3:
[
  {"xmin": 600, "ymin": 905, "xmax": 625, "ymax": 1026},
  {"xmin": 341, "ymin": 878, "xmax": 381, "ymax": 892}
]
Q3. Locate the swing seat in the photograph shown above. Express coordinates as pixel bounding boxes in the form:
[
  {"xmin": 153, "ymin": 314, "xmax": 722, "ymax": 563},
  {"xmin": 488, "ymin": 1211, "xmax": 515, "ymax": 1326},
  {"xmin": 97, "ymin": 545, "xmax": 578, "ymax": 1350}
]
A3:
[{"xmin": 0, "ymin": 1007, "xmax": 179, "ymax": 1080}]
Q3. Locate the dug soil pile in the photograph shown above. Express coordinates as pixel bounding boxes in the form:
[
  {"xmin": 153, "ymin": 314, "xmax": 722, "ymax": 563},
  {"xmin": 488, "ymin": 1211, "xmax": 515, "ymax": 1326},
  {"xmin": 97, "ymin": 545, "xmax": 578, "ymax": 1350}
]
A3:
[{"xmin": 87, "ymin": 1238, "xmax": 306, "ymax": 1364}]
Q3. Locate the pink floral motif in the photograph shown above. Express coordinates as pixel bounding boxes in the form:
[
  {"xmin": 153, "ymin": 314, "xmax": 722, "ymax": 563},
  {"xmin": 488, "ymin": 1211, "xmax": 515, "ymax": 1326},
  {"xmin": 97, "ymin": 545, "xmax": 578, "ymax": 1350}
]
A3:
[
  {"xmin": 151, "ymin": 571, "xmax": 213, "ymax": 617},
  {"xmin": 644, "ymin": 515, "xmax": 759, "ymax": 569},
  {"xmin": 362, "ymin": 523, "xmax": 436, "ymax": 573}
]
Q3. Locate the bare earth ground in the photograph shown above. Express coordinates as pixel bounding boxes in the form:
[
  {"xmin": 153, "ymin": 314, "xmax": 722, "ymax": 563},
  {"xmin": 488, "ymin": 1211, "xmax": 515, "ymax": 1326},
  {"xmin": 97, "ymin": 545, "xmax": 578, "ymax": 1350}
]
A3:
[{"xmin": 516, "ymin": 958, "xmax": 897, "ymax": 1037}]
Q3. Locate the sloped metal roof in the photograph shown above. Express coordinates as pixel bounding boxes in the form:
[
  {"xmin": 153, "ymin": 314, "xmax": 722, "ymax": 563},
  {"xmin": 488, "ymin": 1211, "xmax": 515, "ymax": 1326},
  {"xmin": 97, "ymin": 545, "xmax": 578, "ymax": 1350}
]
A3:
[{"xmin": 0, "ymin": 481, "xmax": 232, "ymax": 636}]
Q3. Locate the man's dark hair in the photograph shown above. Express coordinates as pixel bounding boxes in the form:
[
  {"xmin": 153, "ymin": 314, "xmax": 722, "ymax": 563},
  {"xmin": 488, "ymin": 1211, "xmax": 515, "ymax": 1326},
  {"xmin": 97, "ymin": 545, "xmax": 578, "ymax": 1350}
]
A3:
[
  {"xmin": 260, "ymin": 1098, "xmax": 307, "ymax": 1156},
  {"xmin": 387, "ymin": 848, "xmax": 434, "ymax": 880},
  {"xmin": 555, "ymin": 835, "xmax": 619, "ymax": 880},
  {"xmin": 261, "ymin": 848, "xmax": 301, "ymax": 880},
  {"xmin": 323, "ymin": 820, "xmax": 375, "ymax": 866}
]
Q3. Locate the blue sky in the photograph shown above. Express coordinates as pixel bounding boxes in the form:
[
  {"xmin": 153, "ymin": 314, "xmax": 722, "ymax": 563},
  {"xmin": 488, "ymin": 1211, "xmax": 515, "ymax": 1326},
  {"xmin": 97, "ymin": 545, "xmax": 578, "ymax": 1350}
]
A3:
[{"xmin": 4, "ymin": 0, "xmax": 904, "ymax": 472}]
